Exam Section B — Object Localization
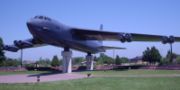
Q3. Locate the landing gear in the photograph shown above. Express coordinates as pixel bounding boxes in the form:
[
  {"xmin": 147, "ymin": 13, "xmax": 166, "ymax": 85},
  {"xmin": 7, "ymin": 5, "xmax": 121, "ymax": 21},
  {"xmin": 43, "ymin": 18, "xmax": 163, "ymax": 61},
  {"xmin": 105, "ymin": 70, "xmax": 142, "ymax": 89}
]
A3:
[
  {"xmin": 61, "ymin": 48, "xmax": 94, "ymax": 73},
  {"xmin": 170, "ymin": 43, "xmax": 173, "ymax": 62},
  {"xmin": 86, "ymin": 53, "xmax": 94, "ymax": 71},
  {"xmin": 61, "ymin": 48, "xmax": 72, "ymax": 73},
  {"xmin": 20, "ymin": 49, "xmax": 23, "ymax": 68}
]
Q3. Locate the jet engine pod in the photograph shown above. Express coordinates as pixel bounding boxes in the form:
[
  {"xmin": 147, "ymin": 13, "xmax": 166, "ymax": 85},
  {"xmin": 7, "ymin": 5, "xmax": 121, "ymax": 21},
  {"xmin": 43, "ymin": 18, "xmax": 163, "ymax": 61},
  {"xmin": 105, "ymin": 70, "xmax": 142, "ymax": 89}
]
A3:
[
  {"xmin": 168, "ymin": 35, "xmax": 175, "ymax": 44},
  {"xmin": 14, "ymin": 40, "xmax": 33, "ymax": 48},
  {"xmin": 162, "ymin": 36, "xmax": 169, "ymax": 44},
  {"xmin": 118, "ymin": 34, "xmax": 126, "ymax": 43},
  {"xmin": 14, "ymin": 40, "xmax": 22, "ymax": 47},
  {"xmin": 3, "ymin": 45, "xmax": 19, "ymax": 52},
  {"xmin": 124, "ymin": 33, "xmax": 132, "ymax": 42}
]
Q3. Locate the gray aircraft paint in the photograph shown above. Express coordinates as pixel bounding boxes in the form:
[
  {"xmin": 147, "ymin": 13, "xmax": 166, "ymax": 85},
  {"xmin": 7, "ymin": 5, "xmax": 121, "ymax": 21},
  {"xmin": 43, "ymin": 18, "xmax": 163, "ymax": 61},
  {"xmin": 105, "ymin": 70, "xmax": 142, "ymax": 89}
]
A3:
[{"xmin": 27, "ymin": 16, "xmax": 104, "ymax": 53}]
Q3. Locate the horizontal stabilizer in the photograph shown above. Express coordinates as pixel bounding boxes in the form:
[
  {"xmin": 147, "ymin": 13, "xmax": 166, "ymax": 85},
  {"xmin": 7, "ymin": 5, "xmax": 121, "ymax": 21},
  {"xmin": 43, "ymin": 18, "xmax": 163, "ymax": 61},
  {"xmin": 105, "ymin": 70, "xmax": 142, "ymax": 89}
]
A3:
[{"xmin": 98, "ymin": 46, "xmax": 126, "ymax": 50}]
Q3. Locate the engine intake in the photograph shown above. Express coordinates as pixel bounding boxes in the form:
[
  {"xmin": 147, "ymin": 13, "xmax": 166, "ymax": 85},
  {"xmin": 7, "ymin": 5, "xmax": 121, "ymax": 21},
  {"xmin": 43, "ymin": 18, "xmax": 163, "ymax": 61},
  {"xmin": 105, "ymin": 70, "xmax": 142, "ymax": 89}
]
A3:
[
  {"xmin": 119, "ymin": 33, "xmax": 132, "ymax": 43},
  {"xmin": 162, "ymin": 36, "xmax": 169, "ymax": 44},
  {"xmin": 161, "ymin": 36, "xmax": 175, "ymax": 44},
  {"xmin": 168, "ymin": 35, "xmax": 175, "ymax": 43},
  {"xmin": 14, "ymin": 40, "xmax": 33, "ymax": 48},
  {"xmin": 124, "ymin": 33, "xmax": 132, "ymax": 42}
]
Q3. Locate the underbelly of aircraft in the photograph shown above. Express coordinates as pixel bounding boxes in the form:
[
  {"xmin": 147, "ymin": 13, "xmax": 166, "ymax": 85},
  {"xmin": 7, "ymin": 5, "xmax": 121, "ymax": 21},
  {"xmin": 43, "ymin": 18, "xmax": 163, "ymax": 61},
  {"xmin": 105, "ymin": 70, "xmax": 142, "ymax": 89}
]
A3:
[{"xmin": 49, "ymin": 39, "xmax": 99, "ymax": 53}]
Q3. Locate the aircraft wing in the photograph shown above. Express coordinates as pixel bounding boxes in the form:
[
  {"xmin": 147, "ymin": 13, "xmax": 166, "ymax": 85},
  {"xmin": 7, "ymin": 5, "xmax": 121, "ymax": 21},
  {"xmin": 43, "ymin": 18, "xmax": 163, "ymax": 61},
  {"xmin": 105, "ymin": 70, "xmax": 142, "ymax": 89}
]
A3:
[
  {"xmin": 71, "ymin": 28, "xmax": 180, "ymax": 43},
  {"xmin": 98, "ymin": 46, "xmax": 126, "ymax": 50},
  {"xmin": 3, "ymin": 38, "xmax": 45, "ymax": 52}
]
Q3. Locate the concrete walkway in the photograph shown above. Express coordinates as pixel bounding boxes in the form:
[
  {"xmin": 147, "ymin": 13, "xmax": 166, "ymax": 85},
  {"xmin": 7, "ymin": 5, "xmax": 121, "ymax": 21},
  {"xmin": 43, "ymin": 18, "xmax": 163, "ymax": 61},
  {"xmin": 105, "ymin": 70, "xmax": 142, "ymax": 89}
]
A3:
[{"xmin": 0, "ymin": 73, "xmax": 87, "ymax": 83}]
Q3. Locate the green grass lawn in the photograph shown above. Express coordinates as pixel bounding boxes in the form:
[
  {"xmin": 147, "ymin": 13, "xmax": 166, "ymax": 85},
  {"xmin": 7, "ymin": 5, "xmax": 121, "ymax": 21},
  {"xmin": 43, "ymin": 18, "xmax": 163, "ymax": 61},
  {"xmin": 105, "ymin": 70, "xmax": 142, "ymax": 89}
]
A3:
[
  {"xmin": 0, "ymin": 71, "xmax": 50, "ymax": 75},
  {"xmin": 1, "ymin": 70, "xmax": 180, "ymax": 90},
  {"xmin": 0, "ymin": 77, "xmax": 180, "ymax": 90},
  {"xmin": 80, "ymin": 69, "xmax": 180, "ymax": 76}
]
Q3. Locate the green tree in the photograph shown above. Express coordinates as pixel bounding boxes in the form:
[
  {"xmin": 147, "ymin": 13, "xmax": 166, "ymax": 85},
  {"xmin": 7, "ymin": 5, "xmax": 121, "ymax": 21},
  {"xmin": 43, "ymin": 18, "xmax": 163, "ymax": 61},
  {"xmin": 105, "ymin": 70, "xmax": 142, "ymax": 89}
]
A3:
[
  {"xmin": 176, "ymin": 56, "xmax": 180, "ymax": 64},
  {"xmin": 0, "ymin": 37, "xmax": 5, "ymax": 66},
  {"xmin": 120, "ymin": 57, "xmax": 129, "ymax": 63},
  {"xmin": 142, "ymin": 47, "xmax": 151, "ymax": 62},
  {"xmin": 36, "ymin": 57, "xmax": 51, "ymax": 67},
  {"xmin": 150, "ymin": 46, "xmax": 161, "ymax": 63},
  {"xmin": 166, "ymin": 50, "xmax": 177, "ymax": 62},
  {"xmin": 3, "ymin": 58, "xmax": 20, "ymax": 66},
  {"xmin": 97, "ymin": 53, "xmax": 114, "ymax": 65},
  {"xmin": 142, "ymin": 46, "xmax": 162, "ymax": 64},
  {"xmin": 115, "ymin": 55, "xmax": 121, "ymax": 65},
  {"xmin": 72, "ymin": 57, "xmax": 84, "ymax": 65},
  {"xmin": 51, "ymin": 55, "xmax": 60, "ymax": 67},
  {"xmin": 160, "ymin": 58, "xmax": 170, "ymax": 65}
]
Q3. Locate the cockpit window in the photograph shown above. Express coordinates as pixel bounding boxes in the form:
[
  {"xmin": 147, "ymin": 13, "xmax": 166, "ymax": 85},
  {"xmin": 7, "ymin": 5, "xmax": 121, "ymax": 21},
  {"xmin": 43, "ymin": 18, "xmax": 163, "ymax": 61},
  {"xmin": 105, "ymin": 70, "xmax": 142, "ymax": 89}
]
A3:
[{"xmin": 34, "ymin": 16, "xmax": 51, "ymax": 21}]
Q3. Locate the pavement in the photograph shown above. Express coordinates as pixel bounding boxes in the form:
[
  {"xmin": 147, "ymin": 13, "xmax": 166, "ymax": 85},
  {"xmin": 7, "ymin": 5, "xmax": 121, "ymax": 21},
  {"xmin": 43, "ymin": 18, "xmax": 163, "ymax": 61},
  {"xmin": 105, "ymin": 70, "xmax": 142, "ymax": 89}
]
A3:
[{"xmin": 0, "ymin": 73, "xmax": 87, "ymax": 83}]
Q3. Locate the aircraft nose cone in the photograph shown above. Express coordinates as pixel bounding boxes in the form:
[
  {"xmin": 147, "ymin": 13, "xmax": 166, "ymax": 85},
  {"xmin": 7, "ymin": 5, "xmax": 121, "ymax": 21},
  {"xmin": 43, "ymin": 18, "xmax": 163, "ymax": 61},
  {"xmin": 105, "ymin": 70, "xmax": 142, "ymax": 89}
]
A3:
[
  {"xmin": 26, "ymin": 20, "xmax": 39, "ymax": 33},
  {"xmin": 26, "ymin": 19, "xmax": 39, "ymax": 30},
  {"xmin": 26, "ymin": 20, "xmax": 34, "ymax": 27}
]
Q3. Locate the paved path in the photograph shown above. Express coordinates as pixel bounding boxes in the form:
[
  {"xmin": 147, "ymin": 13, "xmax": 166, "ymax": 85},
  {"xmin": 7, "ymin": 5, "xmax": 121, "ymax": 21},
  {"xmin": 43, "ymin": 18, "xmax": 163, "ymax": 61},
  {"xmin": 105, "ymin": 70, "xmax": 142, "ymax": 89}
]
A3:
[{"xmin": 0, "ymin": 73, "xmax": 87, "ymax": 83}]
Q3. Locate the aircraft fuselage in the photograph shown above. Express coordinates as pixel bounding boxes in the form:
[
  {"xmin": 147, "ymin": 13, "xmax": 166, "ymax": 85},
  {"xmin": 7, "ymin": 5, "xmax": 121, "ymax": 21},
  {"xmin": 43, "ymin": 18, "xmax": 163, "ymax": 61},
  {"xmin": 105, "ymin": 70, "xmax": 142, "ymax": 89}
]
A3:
[{"xmin": 27, "ymin": 16, "xmax": 103, "ymax": 53}]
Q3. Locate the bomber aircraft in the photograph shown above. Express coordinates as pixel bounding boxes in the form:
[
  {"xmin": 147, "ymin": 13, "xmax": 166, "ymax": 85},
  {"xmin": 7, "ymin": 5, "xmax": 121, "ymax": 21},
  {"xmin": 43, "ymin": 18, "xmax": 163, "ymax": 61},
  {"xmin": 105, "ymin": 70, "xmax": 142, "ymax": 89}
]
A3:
[{"xmin": 3, "ymin": 15, "xmax": 180, "ymax": 73}]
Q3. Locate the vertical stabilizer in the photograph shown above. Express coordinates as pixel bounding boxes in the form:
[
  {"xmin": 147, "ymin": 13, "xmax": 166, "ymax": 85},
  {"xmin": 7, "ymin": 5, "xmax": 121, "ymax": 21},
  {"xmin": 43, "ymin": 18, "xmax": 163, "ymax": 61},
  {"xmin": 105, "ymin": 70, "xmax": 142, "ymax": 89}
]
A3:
[
  {"xmin": 100, "ymin": 24, "xmax": 103, "ymax": 30},
  {"xmin": 99, "ymin": 24, "xmax": 103, "ymax": 45}
]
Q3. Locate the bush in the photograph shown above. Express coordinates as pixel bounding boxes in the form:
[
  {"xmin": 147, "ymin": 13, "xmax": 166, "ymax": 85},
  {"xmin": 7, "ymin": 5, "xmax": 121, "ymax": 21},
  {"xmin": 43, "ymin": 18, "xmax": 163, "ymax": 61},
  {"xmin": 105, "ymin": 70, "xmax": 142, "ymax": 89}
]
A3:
[
  {"xmin": 96, "ymin": 53, "xmax": 114, "ymax": 65},
  {"xmin": 176, "ymin": 56, "xmax": 180, "ymax": 64},
  {"xmin": 115, "ymin": 55, "xmax": 121, "ymax": 65},
  {"xmin": 36, "ymin": 58, "xmax": 51, "ymax": 67},
  {"xmin": 3, "ymin": 58, "xmax": 20, "ymax": 67},
  {"xmin": 72, "ymin": 57, "xmax": 84, "ymax": 65},
  {"xmin": 159, "ymin": 58, "xmax": 170, "ymax": 65},
  {"xmin": 120, "ymin": 57, "xmax": 129, "ymax": 63}
]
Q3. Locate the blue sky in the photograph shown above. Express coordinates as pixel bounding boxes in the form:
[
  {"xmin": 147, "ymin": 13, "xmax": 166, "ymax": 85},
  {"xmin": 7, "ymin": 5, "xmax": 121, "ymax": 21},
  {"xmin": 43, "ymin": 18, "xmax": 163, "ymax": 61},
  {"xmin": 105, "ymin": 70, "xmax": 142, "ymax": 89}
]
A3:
[{"xmin": 0, "ymin": 0, "xmax": 180, "ymax": 60}]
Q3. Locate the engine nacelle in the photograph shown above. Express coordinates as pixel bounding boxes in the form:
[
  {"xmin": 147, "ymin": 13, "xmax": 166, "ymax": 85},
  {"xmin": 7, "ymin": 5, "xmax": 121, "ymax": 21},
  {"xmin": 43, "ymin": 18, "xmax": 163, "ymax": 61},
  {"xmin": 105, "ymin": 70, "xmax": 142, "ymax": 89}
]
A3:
[
  {"xmin": 14, "ymin": 40, "xmax": 22, "ymax": 47},
  {"xmin": 124, "ymin": 33, "xmax": 132, "ymax": 42},
  {"xmin": 3, "ymin": 45, "xmax": 19, "ymax": 52},
  {"xmin": 14, "ymin": 40, "xmax": 33, "ymax": 48},
  {"xmin": 162, "ymin": 36, "xmax": 169, "ymax": 44},
  {"xmin": 119, "ymin": 33, "xmax": 132, "ymax": 43},
  {"xmin": 168, "ymin": 35, "xmax": 175, "ymax": 44},
  {"xmin": 118, "ymin": 34, "xmax": 126, "ymax": 43},
  {"xmin": 161, "ymin": 36, "xmax": 175, "ymax": 44}
]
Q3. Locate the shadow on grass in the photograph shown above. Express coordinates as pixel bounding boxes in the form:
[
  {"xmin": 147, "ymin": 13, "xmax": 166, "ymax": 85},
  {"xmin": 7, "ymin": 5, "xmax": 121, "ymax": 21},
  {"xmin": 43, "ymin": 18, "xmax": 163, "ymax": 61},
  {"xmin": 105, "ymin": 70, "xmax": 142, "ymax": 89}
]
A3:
[
  {"xmin": 73, "ymin": 68, "xmax": 129, "ymax": 73},
  {"xmin": 28, "ymin": 70, "xmax": 62, "ymax": 77},
  {"xmin": 27, "ymin": 66, "xmax": 133, "ymax": 77}
]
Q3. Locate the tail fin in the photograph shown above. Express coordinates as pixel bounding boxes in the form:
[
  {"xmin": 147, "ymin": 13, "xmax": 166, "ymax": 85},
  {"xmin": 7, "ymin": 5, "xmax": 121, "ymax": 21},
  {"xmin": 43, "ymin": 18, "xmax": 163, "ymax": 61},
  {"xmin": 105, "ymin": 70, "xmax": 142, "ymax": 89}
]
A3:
[{"xmin": 99, "ymin": 24, "xmax": 103, "ymax": 45}]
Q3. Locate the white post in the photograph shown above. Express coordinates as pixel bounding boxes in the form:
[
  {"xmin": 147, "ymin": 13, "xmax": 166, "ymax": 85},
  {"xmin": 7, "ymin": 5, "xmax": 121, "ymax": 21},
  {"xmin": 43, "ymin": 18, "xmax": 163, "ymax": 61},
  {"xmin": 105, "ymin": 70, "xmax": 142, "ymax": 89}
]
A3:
[
  {"xmin": 61, "ymin": 50, "xmax": 72, "ymax": 73},
  {"xmin": 86, "ymin": 55, "xmax": 94, "ymax": 70}
]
